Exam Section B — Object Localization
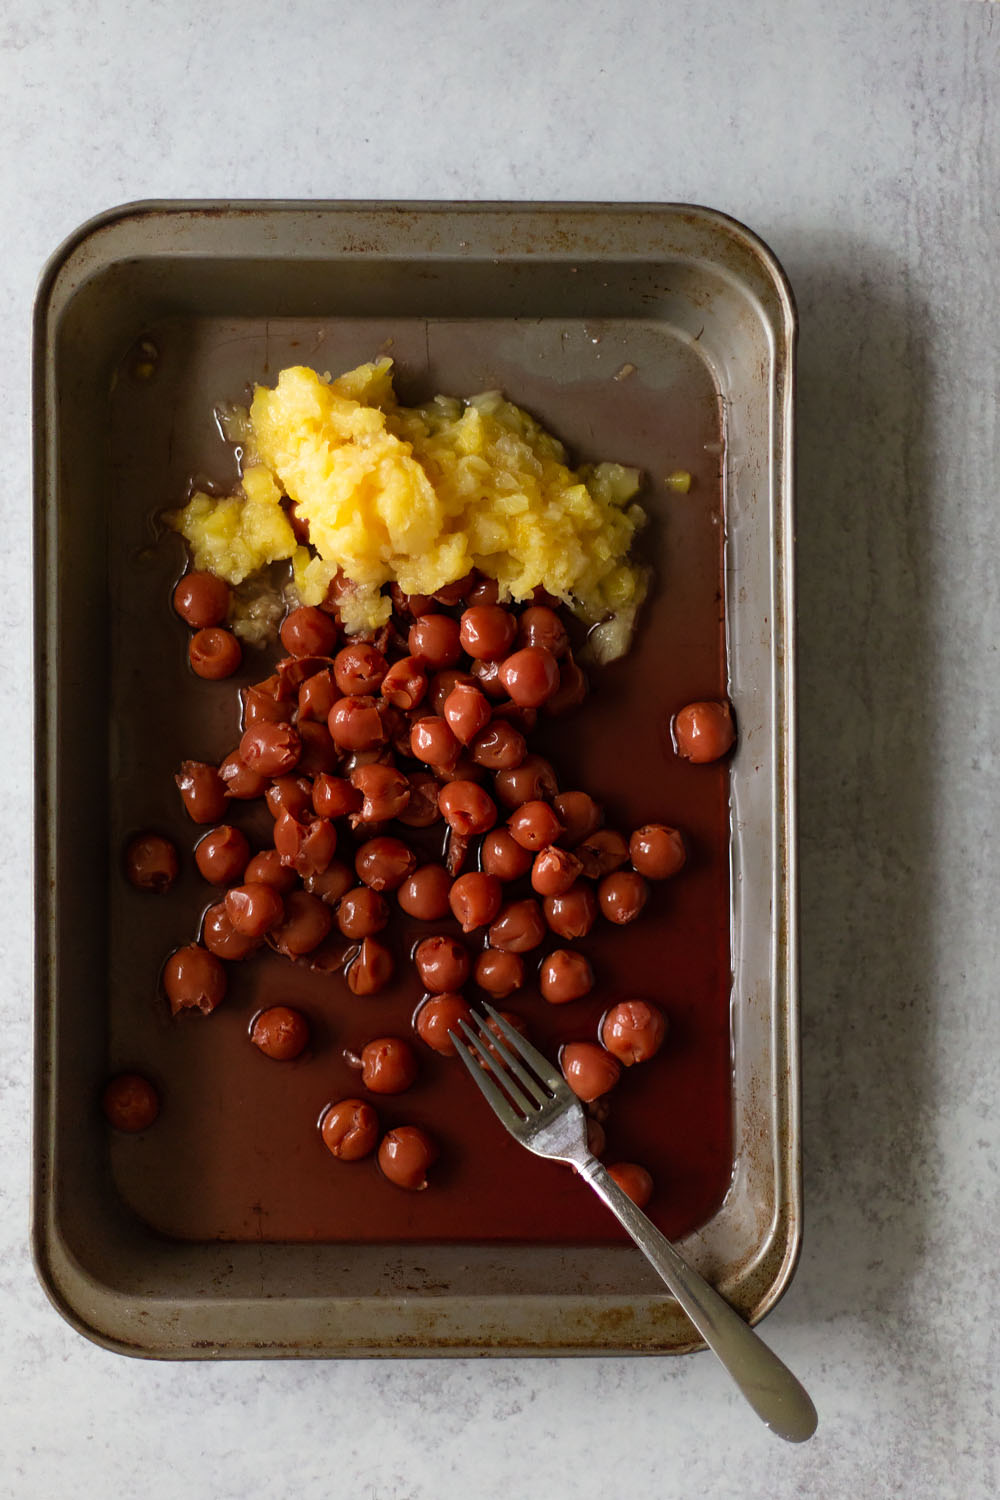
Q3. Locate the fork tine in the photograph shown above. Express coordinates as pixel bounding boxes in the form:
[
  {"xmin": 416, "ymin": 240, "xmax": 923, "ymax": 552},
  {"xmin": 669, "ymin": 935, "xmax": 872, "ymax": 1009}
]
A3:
[
  {"xmin": 455, "ymin": 1019, "xmax": 540, "ymax": 1116},
  {"xmin": 449, "ymin": 1029, "xmax": 525, "ymax": 1128},
  {"xmin": 462, "ymin": 1014, "xmax": 551, "ymax": 1108},
  {"xmin": 480, "ymin": 1002, "xmax": 567, "ymax": 1094}
]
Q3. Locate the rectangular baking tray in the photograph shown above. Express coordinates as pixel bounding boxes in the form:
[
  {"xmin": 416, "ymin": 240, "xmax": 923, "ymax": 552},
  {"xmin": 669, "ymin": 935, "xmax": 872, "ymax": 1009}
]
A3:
[{"xmin": 33, "ymin": 201, "xmax": 798, "ymax": 1357}]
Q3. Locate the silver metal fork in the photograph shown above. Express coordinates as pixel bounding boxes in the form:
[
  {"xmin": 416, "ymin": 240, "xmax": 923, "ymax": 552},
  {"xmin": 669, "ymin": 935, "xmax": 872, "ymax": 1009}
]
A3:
[{"xmin": 451, "ymin": 1004, "xmax": 817, "ymax": 1444}]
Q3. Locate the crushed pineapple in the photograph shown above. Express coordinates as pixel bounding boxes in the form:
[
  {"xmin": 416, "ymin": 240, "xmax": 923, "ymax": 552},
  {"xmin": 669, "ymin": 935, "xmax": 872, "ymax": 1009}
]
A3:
[
  {"xmin": 169, "ymin": 467, "xmax": 296, "ymax": 586},
  {"xmin": 227, "ymin": 569, "xmax": 289, "ymax": 648},
  {"xmin": 169, "ymin": 360, "xmax": 648, "ymax": 657}
]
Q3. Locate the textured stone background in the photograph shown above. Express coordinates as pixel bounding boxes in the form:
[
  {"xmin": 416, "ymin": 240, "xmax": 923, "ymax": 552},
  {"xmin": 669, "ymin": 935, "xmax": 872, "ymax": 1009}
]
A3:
[{"xmin": 1, "ymin": 2, "xmax": 997, "ymax": 1496}]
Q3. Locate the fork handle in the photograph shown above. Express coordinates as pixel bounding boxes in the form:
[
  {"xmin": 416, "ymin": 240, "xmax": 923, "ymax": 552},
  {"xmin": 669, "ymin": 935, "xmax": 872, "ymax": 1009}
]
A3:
[{"xmin": 579, "ymin": 1158, "xmax": 817, "ymax": 1443}]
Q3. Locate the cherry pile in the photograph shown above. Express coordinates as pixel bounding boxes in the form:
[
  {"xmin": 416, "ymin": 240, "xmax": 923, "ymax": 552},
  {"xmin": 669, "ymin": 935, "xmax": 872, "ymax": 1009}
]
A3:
[{"xmin": 120, "ymin": 568, "xmax": 708, "ymax": 1202}]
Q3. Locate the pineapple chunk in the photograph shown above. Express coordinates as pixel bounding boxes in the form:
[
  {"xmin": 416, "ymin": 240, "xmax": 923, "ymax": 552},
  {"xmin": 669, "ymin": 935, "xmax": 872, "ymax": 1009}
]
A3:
[{"xmin": 169, "ymin": 360, "xmax": 649, "ymax": 656}]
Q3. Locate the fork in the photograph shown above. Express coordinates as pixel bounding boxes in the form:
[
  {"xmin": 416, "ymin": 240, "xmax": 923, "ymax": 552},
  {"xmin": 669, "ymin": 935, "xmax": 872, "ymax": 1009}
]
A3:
[{"xmin": 450, "ymin": 1004, "xmax": 817, "ymax": 1444}]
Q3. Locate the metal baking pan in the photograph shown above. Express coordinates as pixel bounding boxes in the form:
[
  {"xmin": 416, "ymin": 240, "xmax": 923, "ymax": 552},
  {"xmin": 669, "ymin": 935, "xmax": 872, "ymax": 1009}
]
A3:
[{"xmin": 33, "ymin": 201, "xmax": 798, "ymax": 1357}]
